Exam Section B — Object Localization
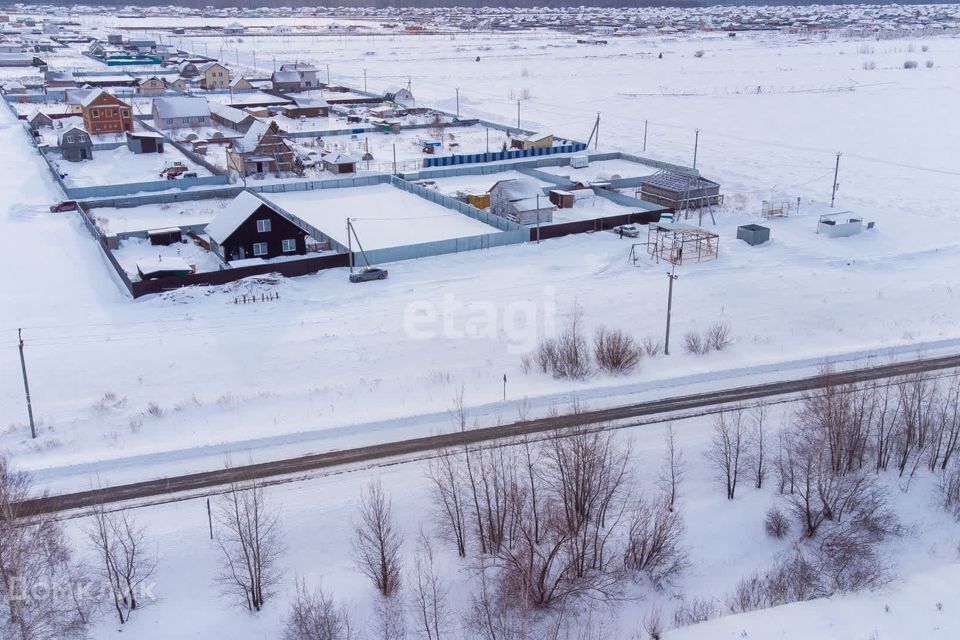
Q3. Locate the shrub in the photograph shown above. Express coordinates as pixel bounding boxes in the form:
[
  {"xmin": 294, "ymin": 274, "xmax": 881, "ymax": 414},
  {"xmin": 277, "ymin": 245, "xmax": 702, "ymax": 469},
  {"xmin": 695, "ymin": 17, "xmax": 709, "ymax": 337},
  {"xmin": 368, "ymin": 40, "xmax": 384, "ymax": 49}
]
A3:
[
  {"xmin": 862, "ymin": 61, "xmax": 876, "ymax": 71},
  {"xmin": 528, "ymin": 305, "xmax": 591, "ymax": 378},
  {"xmin": 926, "ymin": 60, "xmax": 934, "ymax": 68},
  {"xmin": 903, "ymin": 60, "xmax": 919, "ymax": 69},
  {"xmin": 683, "ymin": 331, "xmax": 707, "ymax": 355},
  {"xmin": 693, "ymin": 50, "xmax": 705, "ymax": 58},
  {"xmin": 922, "ymin": 44, "xmax": 929, "ymax": 52},
  {"xmin": 672, "ymin": 597, "xmax": 719, "ymax": 627},
  {"xmin": 705, "ymin": 321, "xmax": 732, "ymax": 351},
  {"xmin": 146, "ymin": 402, "xmax": 164, "ymax": 418},
  {"xmin": 642, "ymin": 336, "xmax": 663, "ymax": 357},
  {"xmin": 764, "ymin": 507, "xmax": 790, "ymax": 539},
  {"xmin": 594, "ymin": 326, "xmax": 641, "ymax": 374}
]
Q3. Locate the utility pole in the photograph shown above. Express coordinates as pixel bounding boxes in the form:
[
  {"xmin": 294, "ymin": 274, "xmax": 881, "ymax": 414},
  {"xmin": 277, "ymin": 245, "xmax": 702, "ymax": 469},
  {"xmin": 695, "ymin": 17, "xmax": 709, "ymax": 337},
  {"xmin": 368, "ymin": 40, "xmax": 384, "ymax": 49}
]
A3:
[
  {"xmin": 693, "ymin": 128, "xmax": 700, "ymax": 169},
  {"xmin": 595, "ymin": 112, "xmax": 600, "ymax": 150},
  {"xmin": 347, "ymin": 218, "xmax": 354, "ymax": 273},
  {"xmin": 830, "ymin": 152, "xmax": 842, "ymax": 208},
  {"xmin": 536, "ymin": 195, "xmax": 541, "ymax": 243},
  {"xmin": 664, "ymin": 267, "xmax": 678, "ymax": 356},
  {"xmin": 392, "ymin": 143, "xmax": 397, "ymax": 174},
  {"xmin": 363, "ymin": 68, "xmax": 367, "ymax": 92},
  {"xmin": 485, "ymin": 127, "xmax": 489, "ymax": 154},
  {"xmin": 207, "ymin": 498, "xmax": 213, "ymax": 540},
  {"xmin": 18, "ymin": 328, "xmax": 36, "ymax": 439},
  {"xmin": 502, "ymin": 374, "xmax": 507, "ymax": 401},
  {"xmin": 643, "ymin": 119, "xmax": 648, "ymax": 152},
  {"xmin": 455, "ymin": 88, "xmax": 460, "ymax": 118},
  {"xmin": 326, "ymin": 63, "xmax": 330, "ymax": 86},
  {"xmin": 516, "ymin": 99, "xmax": 520, "ymax": 130}
]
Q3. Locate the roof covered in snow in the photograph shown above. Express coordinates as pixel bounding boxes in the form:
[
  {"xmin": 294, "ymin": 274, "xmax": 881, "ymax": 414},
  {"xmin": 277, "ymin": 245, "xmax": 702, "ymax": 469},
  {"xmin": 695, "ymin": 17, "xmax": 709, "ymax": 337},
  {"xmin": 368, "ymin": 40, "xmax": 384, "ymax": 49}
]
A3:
[
  {"xmin": 152, "ymin": 96, "xmax": 211, "ymax": 120},
  {"xmin": 204, "ymin": 191, "xmax": 274, "ymax": 245},
  {"xmin": 209, "ymin": 101, "xmax": 254, "ymax": 124}
]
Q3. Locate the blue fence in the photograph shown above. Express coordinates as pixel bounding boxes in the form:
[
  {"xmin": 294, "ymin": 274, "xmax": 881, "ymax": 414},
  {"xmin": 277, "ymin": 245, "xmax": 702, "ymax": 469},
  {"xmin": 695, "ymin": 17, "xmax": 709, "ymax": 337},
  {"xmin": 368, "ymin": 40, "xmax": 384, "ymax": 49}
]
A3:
[{"xmin": 424, "ymin": 142, "xmax": 587, "ymax": 168}]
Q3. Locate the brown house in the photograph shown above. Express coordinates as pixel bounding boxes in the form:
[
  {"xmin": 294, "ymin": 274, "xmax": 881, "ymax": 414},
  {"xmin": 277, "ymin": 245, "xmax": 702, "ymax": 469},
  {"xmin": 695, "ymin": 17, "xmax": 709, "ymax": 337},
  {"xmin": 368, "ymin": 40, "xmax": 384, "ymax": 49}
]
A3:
[
  {"xmin": 204, "ymin": 191, "xmax": 308, "ymax": 262},
  {"xmin": 228, "ymin": 120, "xmax": 295, "ymax": 177},
  {"xmin": 80, "ymin": 89, "xmax": 133, "ymax": 134}
]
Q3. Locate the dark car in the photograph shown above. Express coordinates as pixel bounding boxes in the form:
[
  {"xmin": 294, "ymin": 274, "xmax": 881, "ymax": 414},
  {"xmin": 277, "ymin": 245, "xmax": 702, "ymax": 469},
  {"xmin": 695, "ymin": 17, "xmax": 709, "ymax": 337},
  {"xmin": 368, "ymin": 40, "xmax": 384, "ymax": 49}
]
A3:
[
  {"xmin": 349, "ymin": 267, "xmax": 388, "ymax": 283},
  {"xmin": 49, "ymin": 201, "xmax": 78, "ymax": 213}
]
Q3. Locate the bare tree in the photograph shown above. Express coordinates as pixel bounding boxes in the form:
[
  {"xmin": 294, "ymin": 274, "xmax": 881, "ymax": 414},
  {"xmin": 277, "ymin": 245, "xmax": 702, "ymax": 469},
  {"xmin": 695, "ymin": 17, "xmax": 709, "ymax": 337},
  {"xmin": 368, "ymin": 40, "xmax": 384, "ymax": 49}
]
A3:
[
  {"xmin": 623, "ymin": 496, "xmax": 687, "ymax": 587},
  {"xmin": 642, "ymin": 606, "xmax": 664, "ymax": 640},
  {"xmin": 426, "ymin": 450, "xmax": 467, "ymax": 557},
  {"xmin": 0, "ymin": 456, "xmax": 89, "ymax": 640},
  {"xmin": 282, "ymin": 579, "xmax": 357, "ymax": 640},
  {"xmin": 751, "ymin": 402, "xmax": 768, "ymax": 489},
  {"xmin": 214, "ymin": 480, "xmax": 283, "ymax": 612},
  {"xmin": 410, "ymin": 533, "xmax": 450, "ymax": 640},
  {"xmin": 705, "ymin": 410, "xmax": 746, "ymax": 499},
  {"xmin": 354, "ymin": 480, "xmax": 404, "ymax": 598},
  {"xmin": 373, "ymin": 592, "xmax": 407, "ymax": 640},
  {"xmin": 658, "ymin": 424, "xmax": 684, "ymax": 512},
  {"xmin": 87, "ymin": 504, "xmax": 157, "ymax": 624}
]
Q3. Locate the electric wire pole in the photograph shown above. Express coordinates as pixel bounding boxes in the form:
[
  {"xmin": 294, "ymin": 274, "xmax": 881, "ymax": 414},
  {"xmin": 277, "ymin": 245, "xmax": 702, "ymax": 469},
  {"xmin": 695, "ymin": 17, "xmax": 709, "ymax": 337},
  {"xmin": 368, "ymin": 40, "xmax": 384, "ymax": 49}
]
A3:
[
  {"xmin": 693, "ymin": 128, "xmax": 700, "ymax": 169},
  {"xmin": 18, "ymin": 328, "xmax": 36, "ymax": 439},
  {"xmin": 516, "ymin": 99, "xmax": 520, "ymax": 130},
  {"xmin": 831, "ymin": 152, "xmax": 842, "ymax": 208},
  {"xmin": 664, "ymin": 267, "xmax": 678, "ymax": 356}
]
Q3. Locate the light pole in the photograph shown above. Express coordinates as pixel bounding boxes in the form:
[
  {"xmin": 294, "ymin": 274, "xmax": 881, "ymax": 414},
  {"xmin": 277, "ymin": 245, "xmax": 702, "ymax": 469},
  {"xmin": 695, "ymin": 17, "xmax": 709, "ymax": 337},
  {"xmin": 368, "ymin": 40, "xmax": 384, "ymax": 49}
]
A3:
[
  {"xmin": 664, "ymin": 265, "xmax": 678, "ymax": 356},
  {"xmin": 830, "ymin": 152, "xmax": 842, "ymax": 208}
]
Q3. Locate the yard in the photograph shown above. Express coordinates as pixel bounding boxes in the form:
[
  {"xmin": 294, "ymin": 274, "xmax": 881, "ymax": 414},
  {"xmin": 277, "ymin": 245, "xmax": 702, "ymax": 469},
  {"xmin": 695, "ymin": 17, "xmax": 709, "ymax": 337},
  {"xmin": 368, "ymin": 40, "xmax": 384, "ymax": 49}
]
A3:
[
  {"xmin": 112, "ymin": 235, "xmax": 223, "ymax": 279},
  {"xmin": 262, "ymin": 182, "xmax": 504, "ymax": 250},
  {"xmin": 53, "ymin": 144, "xmax": 213, "ymax": 188},
  {"xmin": 90, "ymin": 198, "xmax": 233, "ymax": 234}
]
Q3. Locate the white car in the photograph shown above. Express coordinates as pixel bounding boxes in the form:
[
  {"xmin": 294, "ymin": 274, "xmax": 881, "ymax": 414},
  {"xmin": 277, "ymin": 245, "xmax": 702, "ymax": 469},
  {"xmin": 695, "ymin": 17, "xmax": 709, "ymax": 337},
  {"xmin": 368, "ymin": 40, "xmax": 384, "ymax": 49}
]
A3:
[{"xmin": 613, "ymin": 224, "xmax": 640, "ymax": 238}]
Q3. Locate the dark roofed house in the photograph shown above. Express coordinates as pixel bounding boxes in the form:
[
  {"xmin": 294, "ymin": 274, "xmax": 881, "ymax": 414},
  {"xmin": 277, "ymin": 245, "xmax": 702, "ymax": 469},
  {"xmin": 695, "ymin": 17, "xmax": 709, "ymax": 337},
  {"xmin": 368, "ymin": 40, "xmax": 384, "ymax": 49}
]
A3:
[
  {"xmin": 383, "ymin": 86, "xmax": 414, "ymax": 107},
  {"xmin": 205, "ymin": 190, "xmax": 308, "ymax": 262},
  {"xmin": 58, "ymin": 125, "xmax": 93, "ymax": 162}
]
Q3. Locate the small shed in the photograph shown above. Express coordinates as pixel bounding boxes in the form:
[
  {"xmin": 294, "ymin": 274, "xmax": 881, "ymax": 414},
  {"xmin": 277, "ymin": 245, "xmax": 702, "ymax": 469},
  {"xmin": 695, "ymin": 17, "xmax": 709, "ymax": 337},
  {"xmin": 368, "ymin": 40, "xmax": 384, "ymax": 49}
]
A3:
[
  {"xmin": 58, "ymin": 126, "xmax": 93, "ymax": 162},
  {"xmin": 322, "ymin": 151, "xmax": 358, "ymax": 174},
  {"xmin": 548, "ymin": 189, "xmax": 575, "ymax": 209},
  {"xmin": 28, "ymin": 111, "xmax": 53, "ymax": 129},
  {"xmin": 126, "ymin": 131, "xmax": 165, "ymax": 154},
  {"xmin": 147, "ymin": 227, "xmax": 183, "ymax": 246},
  {"xmin": 489, "ymin": 178, "xmax": 555, "ymax": 225},
  {"xmin": 136, "ymin": 256, "xmax": 194, "ymax": 280},
  {"xmin": 736, "ymin": 223, "xmax": 770, "ymax": 246},
  {"xmin": 640, "ymin": 171, "xmax": 722, "ymax": 210},
  {"xmin": 511, "ymin": 132, "xmax": 554, "ymax": 151}
]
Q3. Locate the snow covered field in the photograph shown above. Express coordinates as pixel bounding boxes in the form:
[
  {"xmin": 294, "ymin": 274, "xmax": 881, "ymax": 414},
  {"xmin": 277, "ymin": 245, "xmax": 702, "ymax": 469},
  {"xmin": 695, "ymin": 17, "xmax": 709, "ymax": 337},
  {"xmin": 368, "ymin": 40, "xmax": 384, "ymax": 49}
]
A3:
[
  {"xmin": 263, "ymin": 183, "xmax": 503, "ymax": 250},
  {"xmin": 1, "ymin": 17, "xmax": 960, "ymax": 640},
  {"xmin": 55, "ymin": 145, "xmax": 212, "ymax": 187}
]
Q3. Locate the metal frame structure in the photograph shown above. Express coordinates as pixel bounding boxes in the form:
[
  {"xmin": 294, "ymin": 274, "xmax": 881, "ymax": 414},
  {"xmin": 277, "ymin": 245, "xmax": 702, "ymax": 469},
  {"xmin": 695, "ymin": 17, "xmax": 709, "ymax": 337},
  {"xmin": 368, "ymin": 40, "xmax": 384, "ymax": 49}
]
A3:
[{"xmin": 644, "ymin": 222, "xmax": 719, "ymax": 265}]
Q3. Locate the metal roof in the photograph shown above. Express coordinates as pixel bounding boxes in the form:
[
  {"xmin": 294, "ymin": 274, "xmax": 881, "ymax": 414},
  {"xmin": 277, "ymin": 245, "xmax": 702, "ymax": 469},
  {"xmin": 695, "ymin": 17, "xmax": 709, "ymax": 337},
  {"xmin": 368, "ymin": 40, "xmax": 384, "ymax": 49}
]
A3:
[{"xmin": 642, "ymin": 170, "xmax": 719, "ymax": 192}]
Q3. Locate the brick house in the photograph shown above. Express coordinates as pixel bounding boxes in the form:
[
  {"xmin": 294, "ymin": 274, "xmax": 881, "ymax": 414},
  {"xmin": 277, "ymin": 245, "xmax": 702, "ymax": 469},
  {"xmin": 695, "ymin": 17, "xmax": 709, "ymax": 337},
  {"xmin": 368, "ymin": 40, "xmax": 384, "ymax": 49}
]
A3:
[{"xmin": 80, "ymin": 89, "xmax": 133, "ymax": 134}]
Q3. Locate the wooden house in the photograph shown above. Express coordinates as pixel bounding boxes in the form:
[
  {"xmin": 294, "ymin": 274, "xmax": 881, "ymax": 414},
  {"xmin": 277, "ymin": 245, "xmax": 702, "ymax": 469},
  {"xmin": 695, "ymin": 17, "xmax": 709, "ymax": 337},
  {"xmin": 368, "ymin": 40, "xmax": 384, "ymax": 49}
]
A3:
[
  {"xmin": 383, "ymin": 86, "xmax": 414, "ymax": 107},
  {"xmin": 204, "ymin": 190, "xmax": 308, "ymax": 262},
  {"xmin": 80, "ymin": 89, "xmax": 133, "ymax": 134},
  {"xmin": 163, "ymin": 76, "xmax": 187, "ymax": 92},
  {"xmin": 228, "ymin": 120, "xmax": 295, "ymax": 176},
  {"xmin": 58, "ymin": 125, "xmax": 93, "ymax": 161},
  {"xmin": 209, "ymin": 102, "xmax": 257, "ymax": 133},
  {"xmin": 282, "ymin": 95, "xmax": 329, "ymax": 118},
  {"xmin": 28, "ymin": 110, "xmax": 53, "ymax": 129},
  {"xmin": 229, "ymin": 76, "xmax": 253, "ymax": 91}
]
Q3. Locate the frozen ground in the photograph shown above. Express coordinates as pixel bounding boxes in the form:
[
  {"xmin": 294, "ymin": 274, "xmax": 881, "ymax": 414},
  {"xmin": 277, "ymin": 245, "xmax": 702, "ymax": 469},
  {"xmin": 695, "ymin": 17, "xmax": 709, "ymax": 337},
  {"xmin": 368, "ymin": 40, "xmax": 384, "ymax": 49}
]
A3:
[
  {"xmin": 262, "ymin": 182, "xmax": 503, "ymax": 250},
  {"xmin": 56, "ymin": 144, "xmax": 213, "ymax": 187},
  {"xmin": 112, "ymin": 236, "xmax": 222, "ymax": 279},
  {"xmin": 90, "ymin": 199, "xmax": 231, "ymax": 235}
]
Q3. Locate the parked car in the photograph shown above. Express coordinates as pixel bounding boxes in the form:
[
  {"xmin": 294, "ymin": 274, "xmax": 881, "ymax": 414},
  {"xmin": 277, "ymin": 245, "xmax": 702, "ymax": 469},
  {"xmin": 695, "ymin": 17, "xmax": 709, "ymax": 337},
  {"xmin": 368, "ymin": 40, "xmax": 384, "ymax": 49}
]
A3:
[
  {"xmin": 49, "ymin": 200, "xmax": 78, "ymax": 213},
  {"xmin": 349, "ymin": 267, "xmax": 388, "ymax": 283},
  {"xmin": 613, "ymin": 224, "xmax": 640, "ymax": 238}
]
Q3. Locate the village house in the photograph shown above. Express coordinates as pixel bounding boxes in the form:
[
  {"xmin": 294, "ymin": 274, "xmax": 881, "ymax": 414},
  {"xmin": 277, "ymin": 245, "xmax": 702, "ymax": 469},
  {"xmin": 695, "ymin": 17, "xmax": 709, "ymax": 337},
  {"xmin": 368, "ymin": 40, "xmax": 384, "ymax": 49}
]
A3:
[
  {"xmin": 282, "ymin": 95, "xmax": 330, "ymax": 119},
  {"xmin": 137, "ymin": 76, "xmax": 166, "ymax": 95},
  {"xmin": 58, "ymin": 125, "xmax": 93, "ymax": 161},
  {"xmin": 224, "ymin": 22, "xmax": 244, "ymax": 36},
  {"xmin": 177, "ymin": 61, "xmax": 200, "ymax": 78},
  {"xmin": 126, "ymin": 131, "xmax": 165, "ymax": 154},
  {"xmin": 322, "ymin": 151, "xmax": 358, "ymax": 174},
  {"xmin": 44, "ymin": 69, "xmax": 75, "ymax": 88},
  {"xmin": 511, "ymin": 132, "xmax": 554, "ymax": 151},
  {"xmin": 28, "ymin": 110, "xmax": 54, "ymax": 129},
  {"xmin": 384, "ymin": 86, "xmax": 415, "ymax": 107},
  {"xmin": 489, "ymin": 178, "xmax": 555, "ymax": 225},
  {"xmin": 279, "ymin": 62, "xmax": 320, "ymax": 89},
  {"xmin": 209, "ymin": 102, "xmax": 257, "ymax": 133},
  {"xmin": 205, "ymin": 190, "xmax": 308, "ymax": 262},
  {"xmin": 270, "ymin": 70, "xmax": 301, "ymax": 93},
  {"xmin": 163, "ymin": 76, "xmax": 188, "ymax": 92},
  {"xmin": 151, "ymin": 96, "xmax": 211, "ymax": 130},
  {"xmin": 198, "ymin": 62, "xmax": 230, "ymax": 90},
  {"xmin": 80, "ymin": 89, "xmax": 133, "ymax": 134},
  {"xmin": 228, "ymin": 120, "xmax": 295, "ymax": 177},
  {"xmin": 229, "ymin": 76, "xmax": 253, "ymax": 92}
]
